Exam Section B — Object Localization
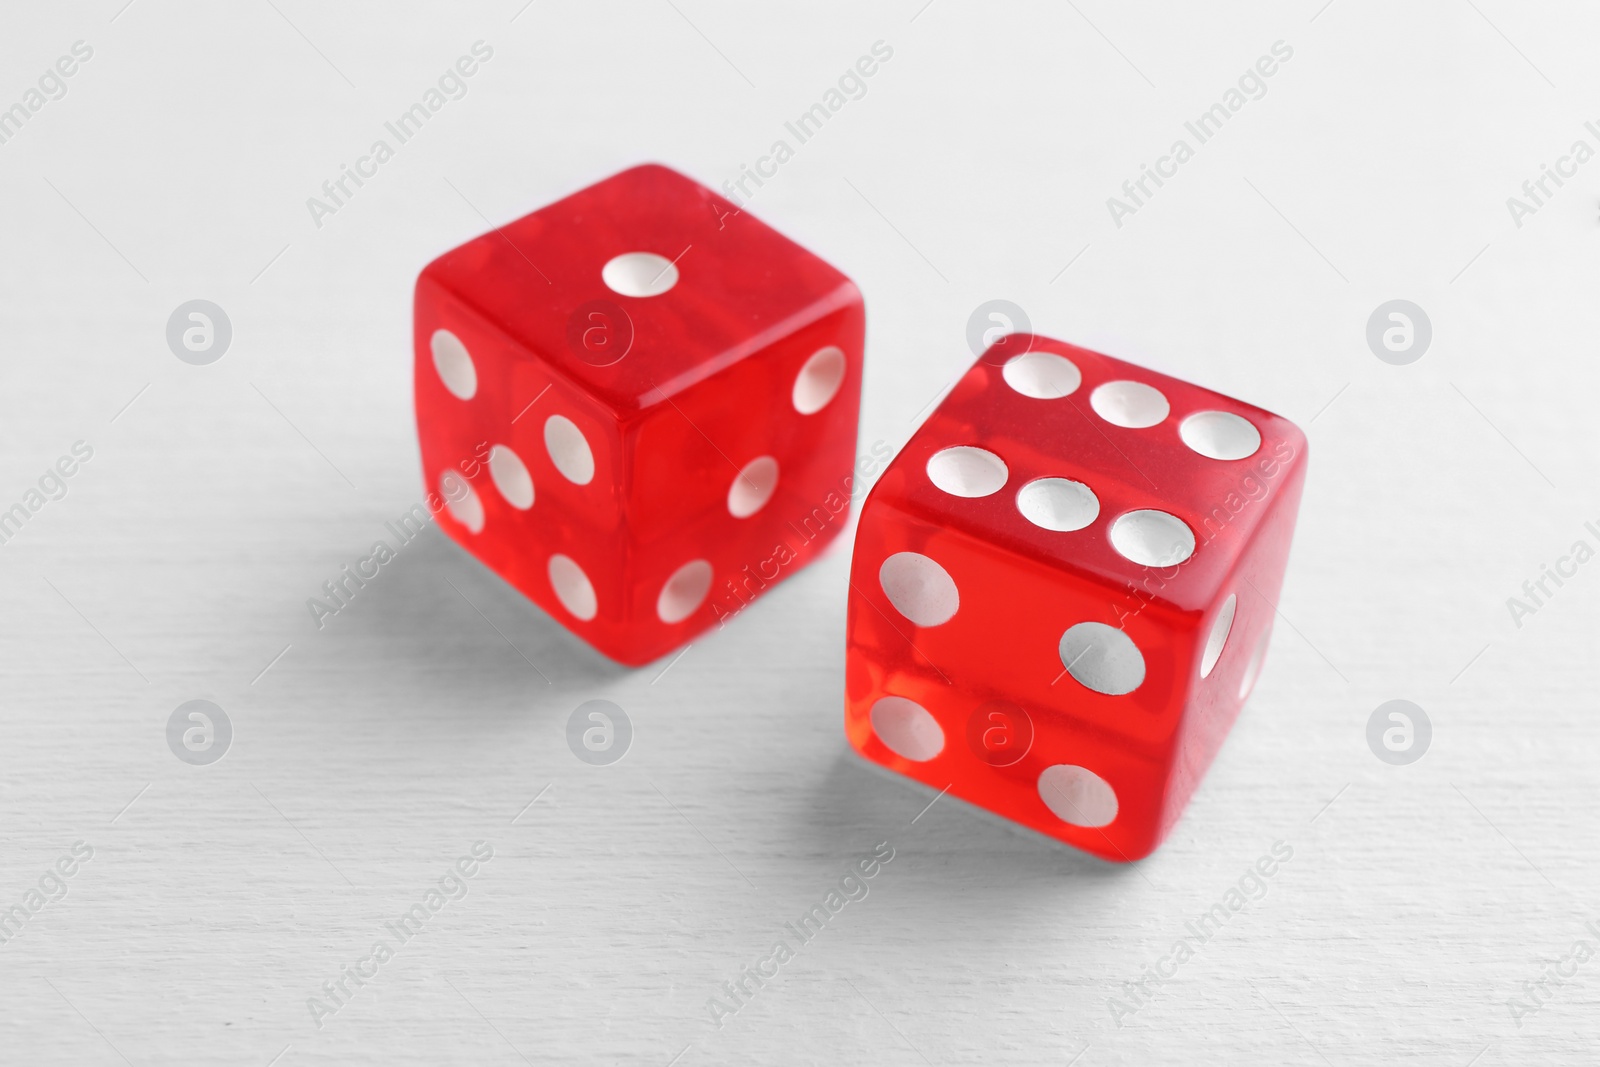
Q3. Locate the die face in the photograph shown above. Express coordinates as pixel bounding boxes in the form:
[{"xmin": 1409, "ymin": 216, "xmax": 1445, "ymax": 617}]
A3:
[
  {"xmin": 617, "ymin": 302, "xmax": 864, "ymax": 638},
  {"xmin": 418, "ymin": 163, "xmax": 860, "ymax": 414},
  {"xmin": 414, "ymin": 164, "xmax": 864, "ymax": 666},
  {"xmin": 844, "ymin": 335, "xmax": 1307, "ymax": 861},
  {"xmin": 849, "ymin": 498, "xmax": 1198, "ymax": 748},
  {"xmin": 851, "ymin": 505, "xmax": 1177, "ymax": 863},
  {"xmin": 416, "ymin": 282, "xmax": 633, "ymax": 654},
  {"xmin": 846, "ymin": 496, "xmax": 1183, "ymax": 862},
  {"xmin": 890, "ymin": 336, "xmax": 1306, "ymax": 616},
  {"xmin": 1162, "ymin": 466, "xmax": 1305, "ymax": 840}
]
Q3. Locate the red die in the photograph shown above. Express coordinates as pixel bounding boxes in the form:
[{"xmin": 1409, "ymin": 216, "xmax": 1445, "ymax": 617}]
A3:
[
  {"xmin": 415, "ymin": 164, "xmax": 864, "ymax": 665},
  {"xmin": 845, "ymin": 335, "xmax": 1307, "ymax": 861}
]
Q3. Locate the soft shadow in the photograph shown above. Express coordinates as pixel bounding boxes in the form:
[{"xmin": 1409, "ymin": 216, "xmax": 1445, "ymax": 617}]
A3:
[
  {"xmin": 298, "ymin": 525, "xmax": 630, "ymax": 724},
  {"xmin": 804, "ymin": 744, "xmax": 1141, "ymax": 902}
]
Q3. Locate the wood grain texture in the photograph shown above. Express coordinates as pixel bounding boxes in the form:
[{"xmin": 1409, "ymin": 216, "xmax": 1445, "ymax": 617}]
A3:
[{"xmin": 2, "ymin": 2, "xmax": 1598, "ymax": 1064}]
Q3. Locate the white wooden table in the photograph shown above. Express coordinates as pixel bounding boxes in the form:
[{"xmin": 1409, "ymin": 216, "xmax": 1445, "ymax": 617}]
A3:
[{"xmin": 2, "ymin": 2, "xmax": 1597, "ymax": 1063}]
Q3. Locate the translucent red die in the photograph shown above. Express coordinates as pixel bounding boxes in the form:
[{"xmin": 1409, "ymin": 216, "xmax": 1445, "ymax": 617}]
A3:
[
  {"xmin": 845, "ymin": 335, "xmax": 1308, "ymax": 861},
  {"xmin": 415, "ymin": 164, "xmax": 864, "ymax": 665}
]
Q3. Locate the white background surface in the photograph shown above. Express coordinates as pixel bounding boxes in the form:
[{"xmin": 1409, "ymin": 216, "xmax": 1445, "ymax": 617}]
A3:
[{"xmin": 2, "ymin": 2, "xmax": 1598, "ymax": 1064}]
